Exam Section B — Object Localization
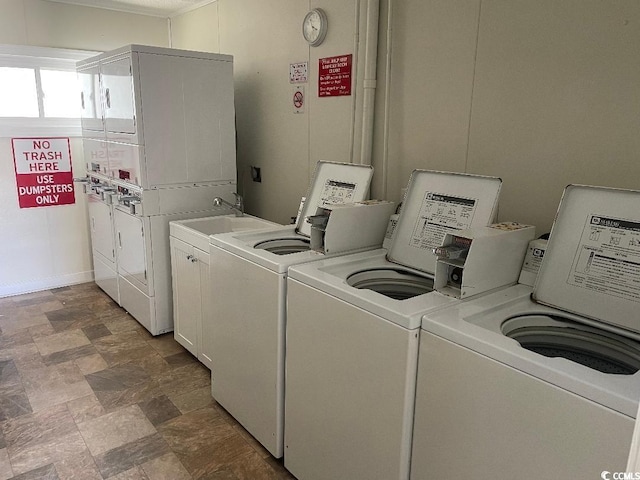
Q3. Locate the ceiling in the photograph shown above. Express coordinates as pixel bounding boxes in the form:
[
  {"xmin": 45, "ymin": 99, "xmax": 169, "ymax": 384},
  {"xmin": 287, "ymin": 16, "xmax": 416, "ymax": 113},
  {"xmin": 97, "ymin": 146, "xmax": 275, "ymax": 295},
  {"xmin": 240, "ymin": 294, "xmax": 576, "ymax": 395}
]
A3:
[{"xmin": 48, "ymin": 0, "xmax": 214, "ymax": 17}]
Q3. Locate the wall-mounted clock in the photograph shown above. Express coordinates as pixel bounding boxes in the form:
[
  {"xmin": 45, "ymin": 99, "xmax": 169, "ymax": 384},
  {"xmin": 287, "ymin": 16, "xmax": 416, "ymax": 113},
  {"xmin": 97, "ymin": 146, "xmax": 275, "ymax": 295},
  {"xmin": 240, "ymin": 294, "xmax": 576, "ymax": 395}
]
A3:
[{"xmin": 302, "ymin": 8, "xmax": 328, "ymax": 47}]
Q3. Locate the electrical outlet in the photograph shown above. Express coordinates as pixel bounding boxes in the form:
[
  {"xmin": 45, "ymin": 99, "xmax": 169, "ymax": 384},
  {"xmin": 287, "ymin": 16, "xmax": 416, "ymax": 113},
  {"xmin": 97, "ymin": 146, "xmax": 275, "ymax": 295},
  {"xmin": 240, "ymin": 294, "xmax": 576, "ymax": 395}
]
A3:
[{"xmin": 250, "ymin": 166, "xmax": 262, "ymax": 183}]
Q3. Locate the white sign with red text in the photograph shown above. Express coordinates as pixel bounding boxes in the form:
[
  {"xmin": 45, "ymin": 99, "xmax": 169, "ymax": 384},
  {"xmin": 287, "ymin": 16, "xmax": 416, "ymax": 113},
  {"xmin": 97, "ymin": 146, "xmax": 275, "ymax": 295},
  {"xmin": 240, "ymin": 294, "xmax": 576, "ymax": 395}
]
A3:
[{"xmin": 12, "ymin": 137, "xmax": 75, "ymax": 208}]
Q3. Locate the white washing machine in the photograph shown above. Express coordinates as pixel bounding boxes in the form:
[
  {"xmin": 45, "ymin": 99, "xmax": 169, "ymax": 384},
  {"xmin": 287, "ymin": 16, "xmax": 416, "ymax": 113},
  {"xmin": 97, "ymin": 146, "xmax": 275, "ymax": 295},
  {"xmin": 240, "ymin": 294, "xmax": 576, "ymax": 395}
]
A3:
[
  {"xmin": 284, "ymin": 170, "xmax": 510, "ymax": 480},
  {"xmin": 414, "ymin": 185, "xmax": 640, "ymax": 480},
  {"xmin": 207, "ymin": 161, "xmax": 388, "ymax": 458}
]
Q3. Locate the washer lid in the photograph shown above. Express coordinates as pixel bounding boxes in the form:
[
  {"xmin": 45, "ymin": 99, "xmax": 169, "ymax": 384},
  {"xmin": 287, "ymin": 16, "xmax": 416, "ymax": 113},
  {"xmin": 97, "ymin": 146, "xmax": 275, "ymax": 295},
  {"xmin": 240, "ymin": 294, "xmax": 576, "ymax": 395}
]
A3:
[
  {"xmin": 387, "ymin": 170, "xmax": 502, "ymax": 275},
  {"xmin": 295, "ymin": 161, "xmax": 374, "ymax": 238},
  {"xmin": 534, "ymin": 185, "xmax": 640, "ymax": 335}
]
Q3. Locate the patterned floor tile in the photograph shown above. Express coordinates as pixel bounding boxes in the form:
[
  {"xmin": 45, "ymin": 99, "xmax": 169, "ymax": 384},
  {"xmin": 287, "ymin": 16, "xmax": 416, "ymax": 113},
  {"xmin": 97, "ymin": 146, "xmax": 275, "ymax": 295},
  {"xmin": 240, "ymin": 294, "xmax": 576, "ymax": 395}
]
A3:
[
  {"xmin": 76, "ymin": 404, "xmax": 157, "ymax": 456},
  {"xmin": 157, "ymin": 406, "xmax": 253, "ymax": 479},
  {"xmin": 137, "ymin": 395, "xmax": 182, "ymax": 427},
  {"xmin": 0, "ymin": 448, "xmax": 13, "ymax": 480},
  {"xmin": 65, "ymin": 394, "xmax": 106, "ymax": 424},
  {"xmin": 20, "ymin": 361, "xmax": 93, "ymax": 412},
  {"xmin": 3, "ymin": 404, "xmax": 85, "ymax": 475},
  {"xmin": 140, "ymin": 452, "xmax": 191, "ymax": 480},
  {"xmin": 168, "ymin": 387, "xmax": 214, "ymax": 414},
  {"xmin": 33, "ymin": 330, "xmax": 91, "ymax": 357},
  {"xmin": 10, "ymin": 464, "xmax": 59, "ymax": 480},
  {"xmin": 0, "ymin": 283, "xmax": 299, "ymax": 480},
  {"xmin": 93, "ymin": 433, "xmax": 170, "ymax": 479},
  {"xmin": 53, "ymin": 449, "xmax": 102, "ymax": 480}
]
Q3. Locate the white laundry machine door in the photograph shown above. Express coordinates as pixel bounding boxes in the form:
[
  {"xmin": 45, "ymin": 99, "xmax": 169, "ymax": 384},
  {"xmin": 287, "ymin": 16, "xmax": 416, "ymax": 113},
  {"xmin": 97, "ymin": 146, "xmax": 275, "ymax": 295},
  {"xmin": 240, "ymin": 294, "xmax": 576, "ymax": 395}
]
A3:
[
  {"xmin": 208, "ymin": 244, "xmax": 285, "ymax": 458},
  {"xmin": 411, "ymin": 332, "xmax": 634, "ymax": 480},
  {"xmin": 285, "ymin": 277, "xmax": 419, "ymax": 480}
]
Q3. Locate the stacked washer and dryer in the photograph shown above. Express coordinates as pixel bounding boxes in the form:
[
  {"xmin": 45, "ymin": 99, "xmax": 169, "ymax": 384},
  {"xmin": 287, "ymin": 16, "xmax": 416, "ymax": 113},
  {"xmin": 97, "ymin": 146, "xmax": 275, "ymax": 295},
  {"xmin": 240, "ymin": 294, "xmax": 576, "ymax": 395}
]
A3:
[
  {"xmin": 77, "ymin": 45, "xmax": 237, "ymax": 335},
  {"xmin": 414, "ymin": 185, "xmax": 640, "ymax": 479}
]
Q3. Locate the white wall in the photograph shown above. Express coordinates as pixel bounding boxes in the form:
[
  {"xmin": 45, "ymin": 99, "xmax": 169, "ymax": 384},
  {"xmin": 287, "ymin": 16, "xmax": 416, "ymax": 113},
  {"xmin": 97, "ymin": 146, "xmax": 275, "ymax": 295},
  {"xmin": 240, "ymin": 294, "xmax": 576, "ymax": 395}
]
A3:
[
  {"xmin": 170, "ymin": 0, "xmax": 377, "ymax": 225},
  {"xmin": 0, "ymin": 0, "xmax": 169, "ymax": 296},
  {"xmin": 380, "ymin": 0, "xmax": 640, "ymax": 234}
]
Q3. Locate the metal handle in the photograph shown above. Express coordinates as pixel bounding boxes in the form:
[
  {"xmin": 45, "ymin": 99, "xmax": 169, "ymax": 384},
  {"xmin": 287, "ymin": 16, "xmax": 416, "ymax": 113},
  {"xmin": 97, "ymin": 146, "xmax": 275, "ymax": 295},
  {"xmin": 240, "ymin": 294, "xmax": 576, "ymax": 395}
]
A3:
[
  {"xmin": 73, "ymin": 177, "xmax": 89, "ymax": 183},
  {"xmin": 105, "ymin": 88, "xmax": 111, "ymax": 109},
  {"xmin": 186, "ymin": 254, "xmax": 198, "ymax": 263},
  {"xmin": 80, "ymin": 92, "xmax": 85, "ymax": 110},
  {"xmin": 92, "ymin": 217, "xmax": 95, "ymax": 231},
  {"xmin": 118, "ymin": 232, "xmax": 122, "ymax": 248}
]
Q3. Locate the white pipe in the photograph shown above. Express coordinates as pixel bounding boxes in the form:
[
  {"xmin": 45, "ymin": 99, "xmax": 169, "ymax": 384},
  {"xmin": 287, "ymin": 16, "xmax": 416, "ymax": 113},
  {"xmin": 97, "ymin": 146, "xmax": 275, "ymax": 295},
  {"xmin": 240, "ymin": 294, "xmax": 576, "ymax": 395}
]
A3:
[
  {"xmin": 380, "ymin": 0, "xmax": 393, "ymax": 199},
  {"xmin": 358, "ymin": 0, "xmax": 380, "ymax": 166}
]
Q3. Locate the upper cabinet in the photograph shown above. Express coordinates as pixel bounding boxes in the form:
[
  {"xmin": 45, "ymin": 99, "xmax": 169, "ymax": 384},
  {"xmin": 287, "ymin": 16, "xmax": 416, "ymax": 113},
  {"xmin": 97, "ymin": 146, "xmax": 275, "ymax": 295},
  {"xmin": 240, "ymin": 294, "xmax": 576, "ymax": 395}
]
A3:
[
  {"xmin": 78, "ymin": 61, "xmax": 104, "ymax": 135},
  {"xmin": 101, "ymin": 54, "xmax": 137, "ymax": 140},
  {"xmin": 77, "ymin": 45, "xmax": 237, "ymax": 189}
]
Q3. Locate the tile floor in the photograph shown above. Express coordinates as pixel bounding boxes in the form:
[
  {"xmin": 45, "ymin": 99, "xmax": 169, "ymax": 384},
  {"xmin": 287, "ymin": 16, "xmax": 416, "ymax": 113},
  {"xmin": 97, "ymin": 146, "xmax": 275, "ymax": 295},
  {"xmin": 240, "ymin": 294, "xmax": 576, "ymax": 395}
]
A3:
[{"xmin": 0, "ymin": 283, "xmax": 297, "ymax": 480}]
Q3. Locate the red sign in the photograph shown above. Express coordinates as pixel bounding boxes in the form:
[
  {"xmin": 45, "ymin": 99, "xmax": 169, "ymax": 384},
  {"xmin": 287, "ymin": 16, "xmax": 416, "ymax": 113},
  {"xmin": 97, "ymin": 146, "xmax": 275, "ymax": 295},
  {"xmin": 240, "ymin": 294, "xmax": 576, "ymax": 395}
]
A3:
[
  {"xmin": 319, "ymin": 54, "xmax": 352, "ymax": 97},
  {"xmin": 12, "ymin": 138, "xmax": 75, "ymax": 208}
]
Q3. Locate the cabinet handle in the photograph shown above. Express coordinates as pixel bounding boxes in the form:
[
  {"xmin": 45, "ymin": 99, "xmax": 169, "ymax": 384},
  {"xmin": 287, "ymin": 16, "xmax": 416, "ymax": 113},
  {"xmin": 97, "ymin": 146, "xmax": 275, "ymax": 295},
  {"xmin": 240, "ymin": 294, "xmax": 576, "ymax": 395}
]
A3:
[
  {"xmin": 92, "ymin": 217, "xmax": 95, "ymax": 231},
  {"xmin": 105, "ymin": 88, "xmax": 111, "ymax": 109},
  {"xmin": 118, "ymin": 231, "xmax": 122, "ymax": 248},
  {"xmin": 80, "ymin": 92, "xmax": 85, "ymax": 110},
  {"xmin": 186, "ymin": 255, "xmax": 197, "ymax": 263}
]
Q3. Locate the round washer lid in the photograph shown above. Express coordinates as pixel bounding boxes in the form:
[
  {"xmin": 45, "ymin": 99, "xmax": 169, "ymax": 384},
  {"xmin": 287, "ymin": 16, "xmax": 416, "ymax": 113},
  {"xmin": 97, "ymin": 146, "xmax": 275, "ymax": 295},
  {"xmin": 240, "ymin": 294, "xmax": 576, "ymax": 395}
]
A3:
[
  {"xmin": 533, "ymin": 185, "xmax": 640, "ymax": 335},
  {"xmin": 386, "ymin": 170, "xmax": 502, "ymax": 275}
]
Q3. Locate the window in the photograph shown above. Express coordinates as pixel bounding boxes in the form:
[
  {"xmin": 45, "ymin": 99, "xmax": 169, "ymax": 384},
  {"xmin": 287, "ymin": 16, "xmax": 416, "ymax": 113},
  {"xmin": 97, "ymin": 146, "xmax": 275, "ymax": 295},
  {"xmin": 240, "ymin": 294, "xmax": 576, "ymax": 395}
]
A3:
[{"xmin": 0, "ymin": 45, "xmax": 99, "ymax": 136}]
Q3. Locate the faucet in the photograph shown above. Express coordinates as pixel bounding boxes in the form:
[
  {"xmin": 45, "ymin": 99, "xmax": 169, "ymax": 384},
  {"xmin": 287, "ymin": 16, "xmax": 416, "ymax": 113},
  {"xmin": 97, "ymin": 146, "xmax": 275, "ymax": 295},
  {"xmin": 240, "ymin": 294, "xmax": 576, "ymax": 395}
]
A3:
[{"xmin": 213, "ymin": 193, "xmax": 244, "ymax": 217}]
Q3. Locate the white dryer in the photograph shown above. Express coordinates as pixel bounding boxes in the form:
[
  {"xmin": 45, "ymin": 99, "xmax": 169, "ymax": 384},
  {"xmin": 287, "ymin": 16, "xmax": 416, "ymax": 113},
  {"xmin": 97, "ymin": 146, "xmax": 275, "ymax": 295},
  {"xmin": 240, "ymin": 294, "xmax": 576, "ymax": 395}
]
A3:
[
  {"xmin": 284, "ymin": 170, "xmax": 512, "ymax": 480},
  {"xmin": 414, "ymin": 185, "xmax": 640, "ymax": 480},
  {"xmin": 207, "ymin": 161, "xmax": 387, "ymax": 458}
]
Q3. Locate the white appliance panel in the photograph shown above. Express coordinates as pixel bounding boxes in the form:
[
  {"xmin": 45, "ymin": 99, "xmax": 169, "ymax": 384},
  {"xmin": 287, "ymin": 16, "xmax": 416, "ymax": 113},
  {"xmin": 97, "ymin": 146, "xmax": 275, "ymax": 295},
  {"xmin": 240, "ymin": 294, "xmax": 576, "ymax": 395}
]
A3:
[
  {"xmin": 88, "ymin": 197, "xmax": 115, "ymax": 262},
  {"xmin": 77, "ymin": 62, "xmax": 104, "ymax": 134},
  {"xmin": 101, "ymin": 54, "xmax": 137, "ymax": 138},
  {"xmin": 285, "ymin": 278, "xmax": 419, "ymax": 480},
  {"xmin": 411, "ymin": 332, "xmax": 633, "ymax": 480},
  {"xmin": 108, "ymin": 142, "xmax": 145, "ymax": 186},
  {"xmin": 114, "ymin": 209, "xmax": 150, "ymax": 294},
  {"xmin": 533, "ymin": 185, "xmax": 640, "ymax": 333},
  {"xmin": 208, "ymin": 245, "xmax": 284, "ymax": 458},
  {"xmin": 82, "ymin": 139, "xmax": 109, "ymax": 176},
  {"xmin": 388, "ymin": 170, "xmax": 502, "ymax": 274},
  {"xmin": 92, "ymin": 252, "xmax": 119, "ymax": 304}
]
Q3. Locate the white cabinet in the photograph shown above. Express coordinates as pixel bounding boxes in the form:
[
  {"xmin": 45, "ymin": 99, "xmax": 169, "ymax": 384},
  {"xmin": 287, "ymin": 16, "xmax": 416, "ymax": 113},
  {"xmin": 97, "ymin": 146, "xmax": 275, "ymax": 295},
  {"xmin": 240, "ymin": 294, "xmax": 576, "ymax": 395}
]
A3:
[
  {"xmin": 77, "ymin": 45, "xmax": 236, "ymax": 190},
  {"xmin": 170, "ymin": 237, "xmax": 210, "ymax": 363},
  {"xmin": 78, "ymin": 62, "xmax": 104, "ymax": 134},
  {"xmin": 101, "ymin": 54, "xmax": 137, "ymax": 138}
]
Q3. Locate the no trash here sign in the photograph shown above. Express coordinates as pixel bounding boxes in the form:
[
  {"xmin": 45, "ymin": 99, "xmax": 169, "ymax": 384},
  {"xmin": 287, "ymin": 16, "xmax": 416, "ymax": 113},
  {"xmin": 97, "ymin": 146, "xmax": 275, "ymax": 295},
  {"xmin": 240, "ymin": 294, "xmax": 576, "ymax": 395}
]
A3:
[{"xmin": 11, "ymin": 137, "xmax": 76, "ymax": 208}]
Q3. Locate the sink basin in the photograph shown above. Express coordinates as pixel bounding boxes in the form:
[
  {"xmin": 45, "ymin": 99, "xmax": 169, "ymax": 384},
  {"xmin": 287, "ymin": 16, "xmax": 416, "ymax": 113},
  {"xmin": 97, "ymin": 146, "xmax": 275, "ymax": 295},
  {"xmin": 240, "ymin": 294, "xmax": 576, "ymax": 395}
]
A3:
[{"xmin": 170, "ymin": 214, "xmax": 280, "ymax": 251}]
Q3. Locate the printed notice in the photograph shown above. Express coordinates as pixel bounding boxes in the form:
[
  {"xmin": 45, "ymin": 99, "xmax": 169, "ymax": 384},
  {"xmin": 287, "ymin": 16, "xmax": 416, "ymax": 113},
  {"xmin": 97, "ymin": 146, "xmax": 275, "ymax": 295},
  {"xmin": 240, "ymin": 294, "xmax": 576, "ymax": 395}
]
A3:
[
  {"xmin": 12, "ymin": 137, "xmax": 75, "ymax": 208},
  {"xmin": 568, "ymin": 214, "xmax": 640, "ymax": 303},
  {"xmin": 319, "ymin": 180, "xmax": 356, "ymax": 207},
  {"xmin": 410, "ymin": 192, "xmax": 476, "ymax": 249}
]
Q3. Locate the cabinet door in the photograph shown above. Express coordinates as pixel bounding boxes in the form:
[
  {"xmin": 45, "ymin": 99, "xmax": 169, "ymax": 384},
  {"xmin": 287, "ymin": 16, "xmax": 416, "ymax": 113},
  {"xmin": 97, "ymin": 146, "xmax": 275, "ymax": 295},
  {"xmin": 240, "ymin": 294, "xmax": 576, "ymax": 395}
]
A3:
[
  {"xmin": 170, "ymin": 237, "xmax": 201, "ymax": 356},
  {"xmin": 114, "ymin": 209, "xmax": 148, "ymax": 290},
  {"xmin": 101, "ymin": 55, "xmax": 137, "ymax": 136},
  {"xmin": 196, "ymin": 248, "xmax": 211, "ymax": 367},
  {"xmin": 88, "ymin": 197, "xmax": 115, "ymax": 262},
  {"xmin": 78, "ymin": 64, "xmax": 104, "ymax": 133}
]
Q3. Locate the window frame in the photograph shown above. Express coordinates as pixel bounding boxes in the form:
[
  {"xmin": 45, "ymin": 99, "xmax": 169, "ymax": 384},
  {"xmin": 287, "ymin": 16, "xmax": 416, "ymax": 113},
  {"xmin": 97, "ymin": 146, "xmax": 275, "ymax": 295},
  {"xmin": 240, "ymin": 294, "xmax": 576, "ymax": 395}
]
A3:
[{"xmin": 0, "ymin": 45, "xmax": 99, "ymax": 137}]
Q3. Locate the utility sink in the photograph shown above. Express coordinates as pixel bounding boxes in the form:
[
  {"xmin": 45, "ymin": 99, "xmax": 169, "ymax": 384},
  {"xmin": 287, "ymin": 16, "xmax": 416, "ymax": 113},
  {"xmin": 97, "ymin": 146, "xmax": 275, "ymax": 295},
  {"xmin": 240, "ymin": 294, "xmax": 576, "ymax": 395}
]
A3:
[{"xmin": 170, "ymin": 214, "xmax": 280, "ymax": 252}]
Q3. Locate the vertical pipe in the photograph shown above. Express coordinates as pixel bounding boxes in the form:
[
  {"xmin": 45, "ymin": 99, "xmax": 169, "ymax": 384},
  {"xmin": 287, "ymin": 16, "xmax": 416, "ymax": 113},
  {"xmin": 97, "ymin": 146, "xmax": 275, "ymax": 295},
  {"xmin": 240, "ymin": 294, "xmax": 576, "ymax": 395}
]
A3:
[{"xmin": 358, "ymin": 0, "xmax": 380, "ymax": 166}]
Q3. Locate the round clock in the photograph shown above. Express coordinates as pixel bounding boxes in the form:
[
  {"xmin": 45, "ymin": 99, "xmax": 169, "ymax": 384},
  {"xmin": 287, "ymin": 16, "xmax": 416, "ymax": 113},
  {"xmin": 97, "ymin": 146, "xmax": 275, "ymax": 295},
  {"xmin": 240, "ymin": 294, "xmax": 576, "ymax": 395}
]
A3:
[{"xmin": 302, "ymin": 8, "xmax": 328, "ymax": 47}]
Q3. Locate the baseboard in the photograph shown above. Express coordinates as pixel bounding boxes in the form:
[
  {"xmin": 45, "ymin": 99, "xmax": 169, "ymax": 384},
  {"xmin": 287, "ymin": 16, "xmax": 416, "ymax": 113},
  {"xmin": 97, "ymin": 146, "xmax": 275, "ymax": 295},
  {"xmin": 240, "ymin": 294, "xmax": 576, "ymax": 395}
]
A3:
[{"xmin": 0, "ymin": 271, "xmax": 95, "ymax": 298}]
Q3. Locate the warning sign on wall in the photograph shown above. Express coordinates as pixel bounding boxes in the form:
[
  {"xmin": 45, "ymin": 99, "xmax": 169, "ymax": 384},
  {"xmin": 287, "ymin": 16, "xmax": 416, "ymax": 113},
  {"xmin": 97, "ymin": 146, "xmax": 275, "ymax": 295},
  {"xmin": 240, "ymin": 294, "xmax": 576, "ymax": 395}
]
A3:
[
  {"xmin": 12, "ymin": 137, "xmax": 76, "ymax": 208},
  {"xmin": 319, "ymin": 54, "xmax": 352, "ymax": 97}
]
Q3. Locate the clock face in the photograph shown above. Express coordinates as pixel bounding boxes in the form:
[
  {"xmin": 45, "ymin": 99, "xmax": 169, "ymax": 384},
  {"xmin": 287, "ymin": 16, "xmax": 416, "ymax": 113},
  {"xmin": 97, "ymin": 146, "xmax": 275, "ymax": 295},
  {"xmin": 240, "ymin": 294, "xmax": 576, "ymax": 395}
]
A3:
[{"xmin": 303, "ymin": 9, "xmax": 327, "ymax": 46}]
